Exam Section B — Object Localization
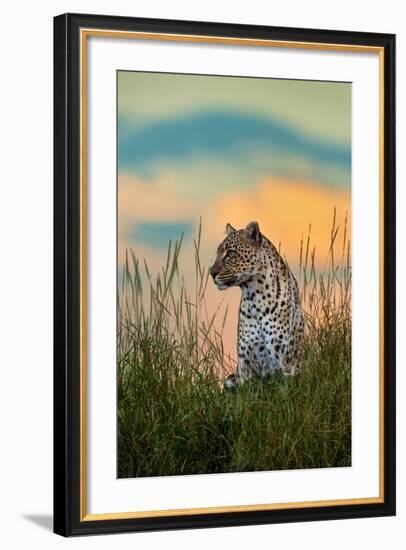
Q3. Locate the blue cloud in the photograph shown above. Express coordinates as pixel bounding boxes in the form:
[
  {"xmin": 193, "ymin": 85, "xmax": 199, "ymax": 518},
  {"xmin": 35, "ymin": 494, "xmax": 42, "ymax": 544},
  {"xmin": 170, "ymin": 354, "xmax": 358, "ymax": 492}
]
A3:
[
  {"xmin": 128, "ymin": 221, "xmax": 193, "ymax": 249},
  {"xmin": 118, "ymin": 110, "xmax": 351, "ymax": 177}
]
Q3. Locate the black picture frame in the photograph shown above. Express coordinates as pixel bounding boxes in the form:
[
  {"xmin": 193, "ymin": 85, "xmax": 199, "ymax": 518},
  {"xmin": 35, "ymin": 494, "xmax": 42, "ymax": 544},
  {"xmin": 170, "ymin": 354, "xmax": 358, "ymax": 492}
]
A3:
[{"xmin": 54, "ymin": 12, "xmax": 396, "ymax": 537}]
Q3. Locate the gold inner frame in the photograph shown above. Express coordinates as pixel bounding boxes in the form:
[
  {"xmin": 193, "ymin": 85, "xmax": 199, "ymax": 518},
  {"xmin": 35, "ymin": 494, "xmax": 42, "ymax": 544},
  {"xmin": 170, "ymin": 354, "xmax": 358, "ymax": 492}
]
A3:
[{"xmin": 79, "ymin": 28, "xmax": 385, "ymax": 522}]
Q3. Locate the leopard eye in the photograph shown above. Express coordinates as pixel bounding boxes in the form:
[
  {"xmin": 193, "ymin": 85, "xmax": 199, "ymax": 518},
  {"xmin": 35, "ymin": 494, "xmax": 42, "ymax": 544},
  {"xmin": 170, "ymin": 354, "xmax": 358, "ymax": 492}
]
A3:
[{"xmin": 225, "ymin": 249, "xmax": 236, "ymax": 259}]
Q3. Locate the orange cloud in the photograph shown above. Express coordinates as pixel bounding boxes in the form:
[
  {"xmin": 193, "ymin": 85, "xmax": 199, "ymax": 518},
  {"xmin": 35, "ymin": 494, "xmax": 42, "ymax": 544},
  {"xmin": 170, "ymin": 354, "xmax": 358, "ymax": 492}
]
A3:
[{"xmin": 207, "ymin": 176, "xmax": 351, "ymax": 270}]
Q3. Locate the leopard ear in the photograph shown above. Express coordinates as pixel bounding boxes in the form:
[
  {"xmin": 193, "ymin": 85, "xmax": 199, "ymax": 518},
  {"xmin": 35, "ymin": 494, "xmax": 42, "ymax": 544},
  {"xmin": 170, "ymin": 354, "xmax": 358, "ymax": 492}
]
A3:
[
  {"xmin": 244, "ymin": 221, "xmax": 262, "ymax": 246},
  {"xmin": 226, "ymin": 223, "xmax": 236, "ymax": 236}
]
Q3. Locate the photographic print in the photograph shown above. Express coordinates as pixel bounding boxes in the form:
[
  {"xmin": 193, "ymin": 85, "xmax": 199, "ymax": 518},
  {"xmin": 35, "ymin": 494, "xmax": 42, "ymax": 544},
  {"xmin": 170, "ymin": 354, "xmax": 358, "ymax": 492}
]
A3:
[
  {"xmin": 116, "ymin": 71, "xmax": 352, "ymax": 479},
  {"xmin": 54, "ymin": 15, "xmax": 395, "ymax": 535}
]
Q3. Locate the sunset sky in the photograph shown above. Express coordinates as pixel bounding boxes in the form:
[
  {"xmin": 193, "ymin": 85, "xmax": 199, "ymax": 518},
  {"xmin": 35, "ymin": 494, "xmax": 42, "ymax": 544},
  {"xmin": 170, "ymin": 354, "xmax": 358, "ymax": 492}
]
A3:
[{"xmin": 117, "ymin": 71, "xmax": 351, "ymax": 360}]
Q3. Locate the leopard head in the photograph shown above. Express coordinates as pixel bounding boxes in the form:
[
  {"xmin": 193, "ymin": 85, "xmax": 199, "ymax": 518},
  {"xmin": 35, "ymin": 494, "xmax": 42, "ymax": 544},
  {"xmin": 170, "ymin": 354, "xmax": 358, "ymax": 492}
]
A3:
[{"xmin": 210, "ymin": 221, "xmax": 264, "ymax": 290}]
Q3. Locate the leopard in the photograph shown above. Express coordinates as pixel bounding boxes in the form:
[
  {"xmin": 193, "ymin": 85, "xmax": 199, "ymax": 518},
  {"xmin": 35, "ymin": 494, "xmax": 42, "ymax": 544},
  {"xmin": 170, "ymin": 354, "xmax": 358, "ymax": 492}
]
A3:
[{"xmin": 210, "ymin": 221, "xmax": 305, "ymax": 390}]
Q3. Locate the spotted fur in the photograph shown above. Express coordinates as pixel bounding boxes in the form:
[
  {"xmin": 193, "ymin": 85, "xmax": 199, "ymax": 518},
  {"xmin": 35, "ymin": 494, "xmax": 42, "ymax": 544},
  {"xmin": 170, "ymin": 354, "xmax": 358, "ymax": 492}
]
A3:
[{"xmin": 210, "ymin": 221, "xmax": 305, "ymax": 389}]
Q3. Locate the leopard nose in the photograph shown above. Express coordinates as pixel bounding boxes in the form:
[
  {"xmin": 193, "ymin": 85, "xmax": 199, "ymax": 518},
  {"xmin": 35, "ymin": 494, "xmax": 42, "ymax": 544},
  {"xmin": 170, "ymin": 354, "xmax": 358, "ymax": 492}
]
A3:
[{"xmin": 210, "ymin": 265, "xmax": 219, "ymax": 279}]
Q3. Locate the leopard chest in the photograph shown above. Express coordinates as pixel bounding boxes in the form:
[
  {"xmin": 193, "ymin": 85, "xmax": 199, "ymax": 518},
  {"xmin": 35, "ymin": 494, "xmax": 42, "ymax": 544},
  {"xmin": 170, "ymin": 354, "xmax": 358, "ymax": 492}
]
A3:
[
  {"xmin": 239, "ymin": 269, "xmax": 293, "ymax": 334},
  {"xmin": 239, "ymin": 282, "xmax": 274, "ymax": 336}
]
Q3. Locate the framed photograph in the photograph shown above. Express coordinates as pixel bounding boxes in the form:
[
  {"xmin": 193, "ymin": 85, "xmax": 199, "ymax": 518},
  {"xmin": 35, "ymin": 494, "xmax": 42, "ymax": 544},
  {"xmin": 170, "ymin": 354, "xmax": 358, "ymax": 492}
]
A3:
[{"xmin": 54, "ymin": 13, "xmax": 396, "ymax": 536}]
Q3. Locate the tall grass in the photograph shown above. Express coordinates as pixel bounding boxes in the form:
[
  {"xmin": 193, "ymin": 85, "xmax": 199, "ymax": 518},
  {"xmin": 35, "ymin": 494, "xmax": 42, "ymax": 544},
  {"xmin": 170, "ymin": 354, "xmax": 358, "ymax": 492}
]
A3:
[{"xmin": 117, "ymin": 214, "xmax": 351, "ymax": 477}]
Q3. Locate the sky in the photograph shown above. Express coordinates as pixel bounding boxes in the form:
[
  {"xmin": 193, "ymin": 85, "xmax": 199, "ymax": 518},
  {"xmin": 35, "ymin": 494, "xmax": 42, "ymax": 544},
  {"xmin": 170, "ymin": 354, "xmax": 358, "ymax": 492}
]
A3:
[{"xmin": 117, "ymin": 70, "xmax": 351, "ymax": 361}]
